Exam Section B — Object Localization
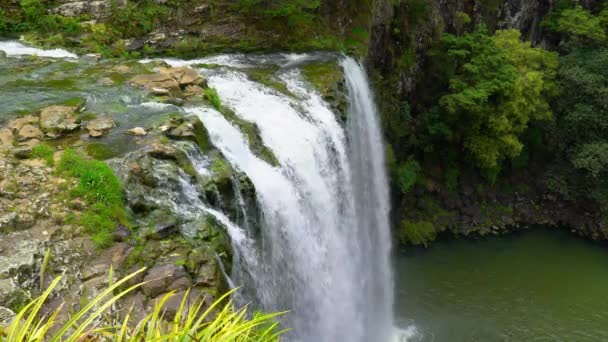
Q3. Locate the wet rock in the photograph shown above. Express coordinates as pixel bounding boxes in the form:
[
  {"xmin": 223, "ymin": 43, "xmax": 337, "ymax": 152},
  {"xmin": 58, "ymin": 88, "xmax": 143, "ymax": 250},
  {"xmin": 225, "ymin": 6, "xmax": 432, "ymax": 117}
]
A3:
[
  {"xmin": 184, "ymin": 84, "xmax": 204, "ymax": 97},
  {"xmin": 144, "ymin": 208, "xmax": 178, "ymax": 238},
  {"xmin": 150, "ymin": 289, "xmax": 204, "ymax": 320},
  {"xmin": 111, "ymin": 65, "xmax": 132, "ymax": 74},
  {"xmin": 0, "ymin": 50, "xmax": 6, "ymax": 59},
  {"xmin": 129, "ymin": 73, "xmax": 181, "ymax": 97},
  {"xmin": 145, "ymin": 141, "xmax": 178, "ymax": 160},
  {"xmin": 86, "ymin": 117, "xmax": 116, "ymax": 138},
  {"xmin": 163, "ymin": 116, "xmax": 211, "ymax": 151},
  {"xmin": 142, "ymin": 264, "xmax": 187, "ymax": 298},
  {"xmin": 17, "ymin": 124, "xmax": 43, "ymax": 141},
  {"xmin": 8, "ymin": 116, "xmax": 38, "ymax": 133},
  {"xmin": 39, "ymin": 105, "xmax": 81, "ymax": 136},
  {"xmin": 0, "ymin": 129, "xmax": 13, "ymax": 151},
  {"xmin": 127, "ymin": 127, "xmax": 147, "ymax": 136},
  {"xmin": 157, "ymin": 67, "xmax": 204, "ymax": 87},
  {"xmin": 98, "ymin": 77, "xmax": 114, "ymax": 86},
  {"xmin": 12, "ymin": 147, "xmax": 32, "ymax": 159},
  {"xmin": 0, "ymin": 306, "xmax": 15, "ymax": 329},
  {"xmin": 113, "ymin": 225, "xmax": 131, "ymax": 242}
]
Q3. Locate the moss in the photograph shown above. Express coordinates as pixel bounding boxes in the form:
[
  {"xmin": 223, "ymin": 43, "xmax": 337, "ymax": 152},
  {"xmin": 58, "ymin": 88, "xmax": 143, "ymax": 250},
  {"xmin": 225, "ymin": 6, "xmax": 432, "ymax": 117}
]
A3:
[
  {"xmin": 60, "ymin": 97, "xmax": 86, "ymax": 108},
  {"xmin": 203, "ymin": 86, "xmax": 279, "ymax": 166},
  {"xmin": 245, "ymin": 67, "xmax": 294, "ymax": 97},
  {"xmin": 301, "ymin": 62, "xmax": 348, "ymax": 123},
  {"xmin": 398, "ymin": 220, "xmax": 437, "ymax": 247}
]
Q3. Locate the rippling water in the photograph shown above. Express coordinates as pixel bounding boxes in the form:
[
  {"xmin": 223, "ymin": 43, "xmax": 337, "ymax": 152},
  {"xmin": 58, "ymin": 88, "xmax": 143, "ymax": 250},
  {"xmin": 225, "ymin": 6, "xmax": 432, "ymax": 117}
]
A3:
[{"xmin": 395, "ymin": 228, "xmax": 608, "ymax": 341}]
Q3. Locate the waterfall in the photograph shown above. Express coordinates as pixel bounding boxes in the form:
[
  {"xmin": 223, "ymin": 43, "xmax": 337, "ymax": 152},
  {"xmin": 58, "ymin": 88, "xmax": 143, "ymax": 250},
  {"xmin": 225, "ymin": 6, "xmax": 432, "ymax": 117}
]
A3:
[{"xmin": 178, "ymin": 56, "xmax": 394, "ymax": 341}]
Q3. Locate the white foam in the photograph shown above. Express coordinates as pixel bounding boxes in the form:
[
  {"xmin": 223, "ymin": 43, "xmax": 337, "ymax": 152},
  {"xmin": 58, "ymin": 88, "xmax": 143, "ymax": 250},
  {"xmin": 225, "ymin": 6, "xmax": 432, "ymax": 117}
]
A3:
[{"xmin": 0, "ymin": 41, "xmax": 77, "ymax": 59}]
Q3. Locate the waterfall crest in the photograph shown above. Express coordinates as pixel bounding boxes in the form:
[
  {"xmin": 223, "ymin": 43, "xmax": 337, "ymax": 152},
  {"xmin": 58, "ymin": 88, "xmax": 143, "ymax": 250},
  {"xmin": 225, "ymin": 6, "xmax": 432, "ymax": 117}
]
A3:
[
  {"xmin": 181, "ymin": 56, "xmax": 393, "ymax": 341},
  {"xmin": 136, "ymin": 54, "xmax": 395, "ymax": 341}
]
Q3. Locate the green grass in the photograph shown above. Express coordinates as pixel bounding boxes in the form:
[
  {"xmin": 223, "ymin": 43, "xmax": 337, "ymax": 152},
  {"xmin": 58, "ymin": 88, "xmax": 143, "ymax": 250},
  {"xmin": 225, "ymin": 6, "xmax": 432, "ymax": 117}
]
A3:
[
  {"xmin": 31, "ymin": 143, "xmax": 54, "ymax": 166},
  {"xmin": 0, "ymin": 269, "xmax": 285, "ymax": 341},
  {"xmin": 205, "ymin": 87, "xmax": 222, "ymax": 110},
  {"xmin": 57, "ymin": 149, "xmax": 130, "ymax": 248}
]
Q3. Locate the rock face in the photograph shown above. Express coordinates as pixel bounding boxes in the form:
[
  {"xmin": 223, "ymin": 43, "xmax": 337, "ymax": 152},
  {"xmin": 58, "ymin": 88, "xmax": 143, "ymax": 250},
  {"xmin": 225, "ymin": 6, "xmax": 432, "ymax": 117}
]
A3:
[
  {"xmin": 0, "ymin": 107, "xmax": 236, "ymax": 324},
  {"xmin": 51, "ymin": 0, "xmax": 110, "ymax": 19},
  {"xmin": 39, "ymin": 105, "xmax": 81, "ymax": 137}
]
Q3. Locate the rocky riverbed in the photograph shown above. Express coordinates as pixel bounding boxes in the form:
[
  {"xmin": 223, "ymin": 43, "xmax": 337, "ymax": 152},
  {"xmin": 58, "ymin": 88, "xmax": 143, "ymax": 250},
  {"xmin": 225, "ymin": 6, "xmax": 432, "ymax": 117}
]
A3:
[{"xmin": 0, "ymin": 45, "xmax": 257, "ymax": 326}]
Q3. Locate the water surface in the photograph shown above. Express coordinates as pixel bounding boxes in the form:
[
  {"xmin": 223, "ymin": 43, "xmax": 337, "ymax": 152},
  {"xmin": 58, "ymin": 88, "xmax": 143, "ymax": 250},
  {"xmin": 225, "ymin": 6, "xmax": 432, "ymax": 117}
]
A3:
[{"xmin": 395, "ymin": 229, "xmax": 608, "ymax": 341}]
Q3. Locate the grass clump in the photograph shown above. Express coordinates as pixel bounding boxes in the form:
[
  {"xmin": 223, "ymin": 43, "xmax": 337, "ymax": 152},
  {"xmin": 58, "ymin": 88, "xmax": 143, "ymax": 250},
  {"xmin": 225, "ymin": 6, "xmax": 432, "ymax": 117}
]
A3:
[
  {"xmin": 31, "ymin": 143, "xmax": 54, "ymax": 166},
  {"xmin": 205, "ymin": 87, "xmax": 222, "ymax": 110},
  {"xmin": 0, "ymin": 269, "xmax": 285, "ymax": 341},
  {"xmin": 57, "ymin": 149, "xmax": 129, "ymax": 248}
]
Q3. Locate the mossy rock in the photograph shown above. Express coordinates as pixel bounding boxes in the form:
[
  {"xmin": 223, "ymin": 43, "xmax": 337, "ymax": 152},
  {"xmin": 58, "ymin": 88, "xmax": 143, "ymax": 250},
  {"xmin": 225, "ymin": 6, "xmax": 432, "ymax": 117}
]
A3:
[
  {"xmin": 244, "ymin": 67, "xmax": 294, "ymax": 98},
  {"xmin": 216, "ymin": 106, "xmax": 279, "ymax": 167},
  {"xmin": 301, "ymin": 62, "xmax": 348, "ymax": 124}
]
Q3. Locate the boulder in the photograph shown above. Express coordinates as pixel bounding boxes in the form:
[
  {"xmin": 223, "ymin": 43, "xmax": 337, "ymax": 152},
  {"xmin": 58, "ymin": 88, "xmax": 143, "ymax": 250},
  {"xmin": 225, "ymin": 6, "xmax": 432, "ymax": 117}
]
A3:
[
  {"xmin": 0, "ymin": 306, "xmax": 15, "ymax": 329},
  {"xmin": 127, "ymin": 127, "xmax": 147, "ymax": 136},
  {"xmin": 142, "ymin": 264, "xmax": 187, "ymax": 298},
  {"xmin": 0, "ymin": 129, "xmax": 13, "ymax": 151},
  {"xmin": 0, "ymin": 50, "xmax": 6, "ymax": 59},
  {"xmin": 86, "ymin": 117, "xmax": 116, "ymax": 138},
  {"xmin": 129, "ymin": 74, "xmax": 181, "ymax": 97},
  {"xmin": 145, "ymin": 142, "xmax": 178, "ymax": 160},
  {"xmin": 39, "ymin": 106, "xmax": 81, "ymax": 136},
  {"xmin": 150, "ymin": 289, "xmax": 204, "ymax": 320},
  {"xmin": 7, "ymin": 115, "xmax": 38, "ymax": 133},
  {"xmin": 17, "ymin": 124, "xmax": 43, "ymax": 141},
  {"xmin": 158, "ymin": 67, "xmax": 204, "ymax": 87}
]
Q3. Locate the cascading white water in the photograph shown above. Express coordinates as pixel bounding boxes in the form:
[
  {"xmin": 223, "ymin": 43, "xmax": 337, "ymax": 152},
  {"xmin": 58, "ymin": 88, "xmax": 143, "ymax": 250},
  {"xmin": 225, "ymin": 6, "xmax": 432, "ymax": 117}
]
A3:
[
  {"xmin": 178, "ymin": 56, "xmax": 394, "ymax": 341},
  {"xmin": 0, "ymin": 41, "xmax": 77, "ymax": 58}
]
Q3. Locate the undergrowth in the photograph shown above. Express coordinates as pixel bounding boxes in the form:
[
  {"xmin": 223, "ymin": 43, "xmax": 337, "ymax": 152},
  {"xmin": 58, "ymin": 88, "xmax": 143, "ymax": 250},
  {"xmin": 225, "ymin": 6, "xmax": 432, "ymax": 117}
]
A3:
[
  {"xmin": 0, "ymin": 269, "xmax": 285, "ymax": 341},
  {"xmin": 57, "ymin": 149, "xmax": 130, "ymax": 248}
]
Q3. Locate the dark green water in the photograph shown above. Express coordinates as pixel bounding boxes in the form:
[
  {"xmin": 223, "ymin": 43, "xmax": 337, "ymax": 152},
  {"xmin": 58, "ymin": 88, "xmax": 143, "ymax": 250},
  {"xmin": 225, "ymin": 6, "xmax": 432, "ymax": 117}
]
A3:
[{"xmin": 395, "ymin": 229, "xmax": 608, "ymax": 341}]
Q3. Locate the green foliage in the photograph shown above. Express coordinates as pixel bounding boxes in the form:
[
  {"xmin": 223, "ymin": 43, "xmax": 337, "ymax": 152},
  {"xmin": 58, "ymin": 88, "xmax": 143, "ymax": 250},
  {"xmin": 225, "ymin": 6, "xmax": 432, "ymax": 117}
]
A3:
[
  {"xmin": 57, "ymin": 150, "xmax": 129, "ymax": 248},
  {"xmin": 572, "ymin": 143, "xmax": 608, "ymax": 178},
  {"xmin": 205, "ymin": 87, "xmax": 222, "ymax": 110},
  {"xmin": 396, "ymin": 158, "xmax": 421, "ymax": 194},
  {"xmin": 426, "ymin": 26, "xmax": 557, "ymax": 172},
  {"xmin": 107, "ymin": 0, "xmax": 168, "ymax": 38},
  {"xmin": 546, "ymin": 5, "xmax": 608, "ymax": 44},
  {"xmin": 0, "ymin": 269, "xmax": 285, "ymax": 341},
  {"xmin": 238, "ymin": 0, "xmax": 321, "ymax": 26},
  {"xmin": 31, "ymin": 143, "xmax": 54, "ymax": 166},
  {"xmin": 398, "ymin": 220, "xmax": 437, "ymax": 247}
]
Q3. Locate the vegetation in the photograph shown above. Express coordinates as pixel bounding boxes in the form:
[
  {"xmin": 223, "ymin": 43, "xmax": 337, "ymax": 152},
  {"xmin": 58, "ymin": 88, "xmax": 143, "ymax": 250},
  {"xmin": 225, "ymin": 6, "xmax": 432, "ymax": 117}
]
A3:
[
  {"xmin": 30, "ymin": 143, "xmax": 54, "ymax": 166},
  {"xmin": 0, "ymin": 269, "xmax": 285, "ymax": 341},
  {"xmin": 421, "ymin": 26, "xmax": 557, "ymax": 174},
  {"xmin": 57, "ymin": 150, "xmax": 130, "ymax": 248}
]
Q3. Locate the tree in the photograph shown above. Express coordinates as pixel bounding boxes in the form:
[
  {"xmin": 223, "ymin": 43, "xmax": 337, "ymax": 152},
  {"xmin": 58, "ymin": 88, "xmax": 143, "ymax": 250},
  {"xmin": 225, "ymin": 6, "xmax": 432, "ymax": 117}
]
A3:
[{"xmin": 426, "ymin": 27, "xmax": 557, "ymax": 172}]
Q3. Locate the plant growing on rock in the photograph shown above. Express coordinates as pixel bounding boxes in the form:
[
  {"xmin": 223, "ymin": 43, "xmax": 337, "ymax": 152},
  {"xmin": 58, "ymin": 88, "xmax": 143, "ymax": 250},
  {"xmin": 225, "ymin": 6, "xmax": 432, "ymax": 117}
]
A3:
[
  {"xmin": 0, "ymin": 269, "xmax": 285, "ymax": 341},
  {"xmin": 57, "ymin": 150, "xmax": 130, "ymax": 248}
]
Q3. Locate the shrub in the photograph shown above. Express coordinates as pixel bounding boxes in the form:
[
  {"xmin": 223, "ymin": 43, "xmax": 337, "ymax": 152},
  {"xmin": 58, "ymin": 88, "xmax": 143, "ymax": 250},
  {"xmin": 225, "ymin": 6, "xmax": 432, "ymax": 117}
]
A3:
[
  {"xmin": 0, "ymin": 269, "xmax": 285, "ymax": 341},
  {"xmin": 396, "ymin": 158, "xmax": 421, "ymax": 194},
  {"xmin": 398, "ymin": 220, "xmax": 437, "ymax": 247}
]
